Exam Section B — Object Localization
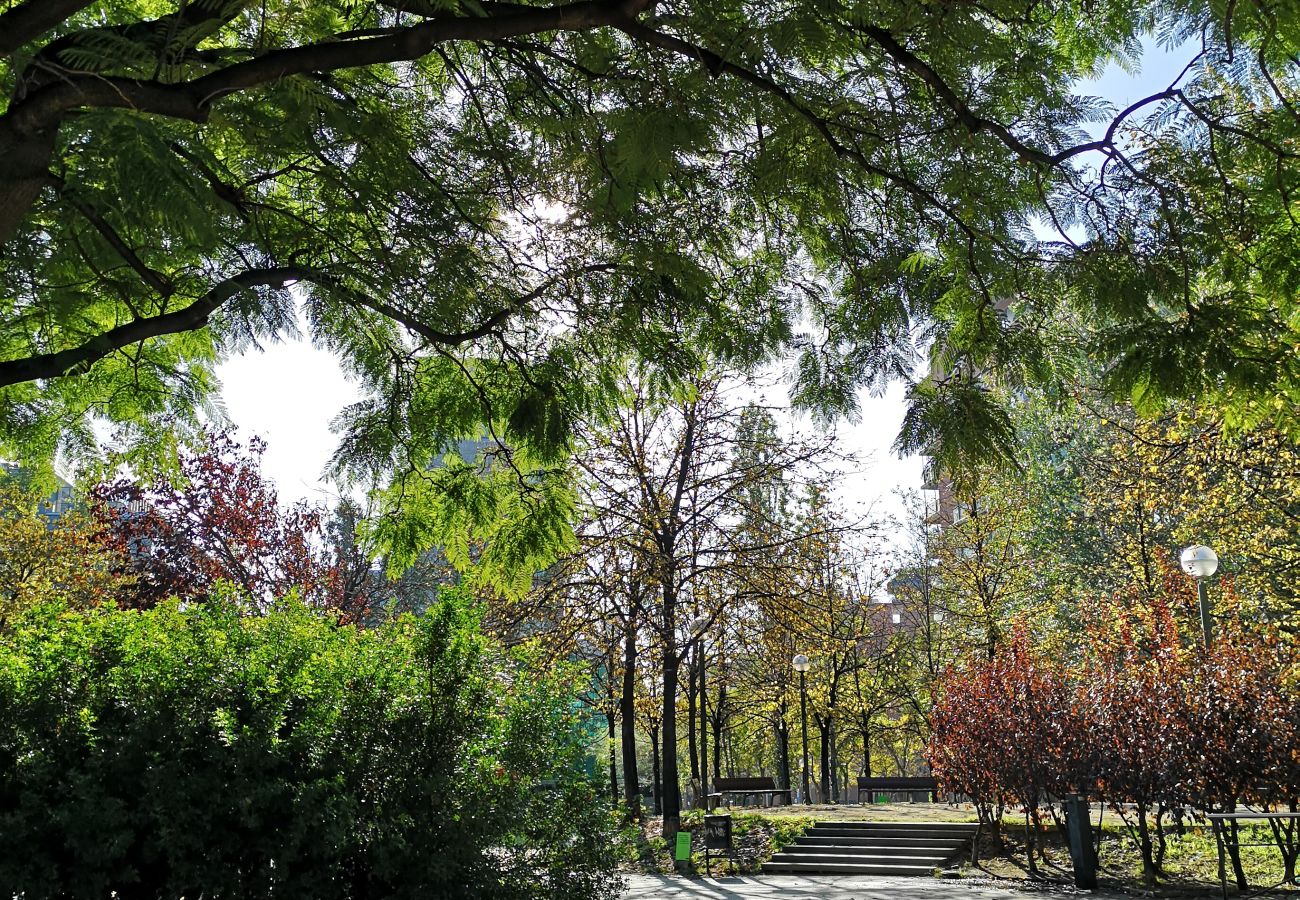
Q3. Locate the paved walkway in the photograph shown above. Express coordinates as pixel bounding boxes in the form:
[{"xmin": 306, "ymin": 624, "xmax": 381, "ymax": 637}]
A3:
[{"xmin": 622, "ymin": 875, "xmax": 1070, "ymax": 900}]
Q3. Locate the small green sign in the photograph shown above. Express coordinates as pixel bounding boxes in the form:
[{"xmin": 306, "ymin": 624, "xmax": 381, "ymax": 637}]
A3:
[{"xmin": 674, "ymin": 830, "xmax": 692, "ymax": 861}]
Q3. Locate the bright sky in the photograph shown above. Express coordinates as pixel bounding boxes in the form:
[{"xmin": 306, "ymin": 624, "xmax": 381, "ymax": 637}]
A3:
[{"xmin": 216, "ymin": 36, "xmax": 1194, "ymax": 523}]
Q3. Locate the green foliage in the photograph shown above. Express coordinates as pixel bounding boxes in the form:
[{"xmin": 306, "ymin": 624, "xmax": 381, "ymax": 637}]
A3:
[
  {"xmin": 3, "ymin": 0, "xmax": 1300, "ymax": 589},
  {"xmin": 0, "ymin": 588, "xmax": 620, "ymax": 900}
]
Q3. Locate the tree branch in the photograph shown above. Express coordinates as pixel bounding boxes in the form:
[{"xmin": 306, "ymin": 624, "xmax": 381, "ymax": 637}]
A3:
[
  {"xmin": 0, "ymin": 266, "xmax": 309, "ymax": 387},
  {"xmin": 0, "ymin": 0, "xmax": 98, "ymax": 55}
]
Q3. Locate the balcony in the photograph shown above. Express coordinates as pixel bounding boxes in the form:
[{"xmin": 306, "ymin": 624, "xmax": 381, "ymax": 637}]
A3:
[{"xmin": 921, "ymin": 459, "xmax": 942, "ymax": 490}]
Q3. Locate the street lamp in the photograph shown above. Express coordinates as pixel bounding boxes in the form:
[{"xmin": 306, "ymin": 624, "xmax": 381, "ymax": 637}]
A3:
[
  {"xmin": 1180, "ymin": 544, "xmax": 1219, "ymax": 647},
  {"xmin": 792, "ymin": 653, "xmax": 812, "ymax": 805}
]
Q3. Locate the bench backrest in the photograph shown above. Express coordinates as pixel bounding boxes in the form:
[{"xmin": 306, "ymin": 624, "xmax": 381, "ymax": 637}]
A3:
[
  {"xmin": 715, "ymin": 776, "xmax": 779, "ymax": 791},
  {"xmin": 857, "ymin": 776, "xmax": 938, "ymax": 789}
]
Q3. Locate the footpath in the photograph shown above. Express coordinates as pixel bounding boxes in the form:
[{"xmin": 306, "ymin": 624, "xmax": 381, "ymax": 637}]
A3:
[{"xmin": 622, "ymin": 874, "xmax": 1095, "ymax": 899}]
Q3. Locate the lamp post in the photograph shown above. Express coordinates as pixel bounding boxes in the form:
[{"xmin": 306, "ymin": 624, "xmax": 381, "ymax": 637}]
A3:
[
  {"xmin": 792, "ymin": 653, "xmax": 811, "ymax": 805},
  {"xmin": 1180, "ymin": 544, "xmax": 1219, "ymax": 647}
]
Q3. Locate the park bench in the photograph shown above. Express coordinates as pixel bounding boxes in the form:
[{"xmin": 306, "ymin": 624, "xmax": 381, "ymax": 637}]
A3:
[
  {"xmin": 710, "ymin": 776, "xmax": 792, "ymax": 808},
  {"xmin": 857, "ymin": 775, "xmax": 939, "ymax": 803}
]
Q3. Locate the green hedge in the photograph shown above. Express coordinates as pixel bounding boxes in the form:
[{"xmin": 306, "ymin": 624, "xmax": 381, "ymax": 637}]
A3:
[{"xmin": 0, "ymin": 589, "xmax": 619, "ymax": 899}]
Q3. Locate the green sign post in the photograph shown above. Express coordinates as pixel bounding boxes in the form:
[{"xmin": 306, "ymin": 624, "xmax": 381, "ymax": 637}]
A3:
[{"xmin": 674, "ymin": 830, "xmax": 692, "ymax": 864}]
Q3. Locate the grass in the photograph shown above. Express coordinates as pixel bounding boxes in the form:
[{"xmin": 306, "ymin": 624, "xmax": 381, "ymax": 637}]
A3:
[
  {"xmin": 616, "ymin": 809, "xmax": 816, "ymax": 875},
  {"xmin": 965, "ymin": 817, "xmax": 1299, "ymax": 896}
]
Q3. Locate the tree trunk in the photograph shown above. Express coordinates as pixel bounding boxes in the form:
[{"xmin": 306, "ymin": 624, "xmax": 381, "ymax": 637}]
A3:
[
  {"xmin": 605, "ymin": 710, "xmax": 618, "ymax": 804},
  {"xmin": 829, "ymin": 725, "xmax": 841, "ymax": 803},
  {"xmin": 1135, "ymin": 802, "xmax": 1158, "ymax": 887},
  {"xmin": 660, "ymin": 623, "xmax": 682, "ymax": 838},
  {"xmin": 698, "ymin": 646, "xmax": 708, "ymax": 808},
  {"xmin": 650, "ymin": 723, "xmax": 662, "ymax": 815},
  {"xmin": 686, "ymin": 652, "xmax": 698, "ymax": 793},
  {"xmin": 860, "ymin": 713, "xmax": 872, "ymax": 778},
  {"xmin": 711, "ymin": 681, "xmax": 724, "ymax": 784},
  {"xmin": 620, "ymin": 625, "xmax": 641, "ymax": 819},
  {"xmin": 818, "ymin": 716, "xmax": 832, "ymax": 804},
  {"xmin": 776, "ymin": 720, "xmax": 792, "ymax": 792},
  {"xmin": 0, "ymin": 131, "xmax": 57, "ymax": 249}
]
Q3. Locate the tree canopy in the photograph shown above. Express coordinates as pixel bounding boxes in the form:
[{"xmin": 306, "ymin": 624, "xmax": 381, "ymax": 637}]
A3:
[{"xmin": 3, "ymin": 0, "xmax": 1299, "ymax": 554}]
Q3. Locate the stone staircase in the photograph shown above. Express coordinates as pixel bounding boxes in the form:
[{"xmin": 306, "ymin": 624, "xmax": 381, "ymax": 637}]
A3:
[{"xmin": 763, "ymin": 821, "xmax": 978, "ymax": 876}]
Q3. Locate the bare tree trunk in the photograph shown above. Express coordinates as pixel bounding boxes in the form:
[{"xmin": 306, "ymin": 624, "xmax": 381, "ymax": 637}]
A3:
[
  {"xmin": 817, "ymin": 716, "xmax": 832, "ymax": 804},
  {"xmin": 650, "ymin": 723, "xmax": 662, "ymax": 815},
  {"xmin": 620, "ymin": 625, "xmax": 641, "ymax": 818},
  {"xmin": 711, "ymin": 680, "xmax": 724, "ymax": 784},
  {"xmin": 860, "ymin": 713, "xmax": 872, "ymax": 777},
  {"xmin": 685, "ymin": 652, "xmax": 699, "ymax": 808},
  {"xmin": 829, "ymin": 725, "xmax": 841, "ymax": 803},
  {"xmin": 606, "ymin": 709, "xmax": 618, "ymax": 804},
  {"xmin": 777, "ymin": 720, "xmax": 792, "ymax": 792},
  {"xmin": 661, "ymin": 645, "xmax": 681, "ymax": 837},
  {"xmin": 660, "ymin": 576, "xmax": 683, "ymax": 838}
]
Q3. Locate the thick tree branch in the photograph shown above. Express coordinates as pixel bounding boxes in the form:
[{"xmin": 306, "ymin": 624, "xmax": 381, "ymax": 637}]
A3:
[
  {"xmin": 0, "ymin": 0, "xmax": 98, "ymax": 55},
  {"xmin": 0, "ymin": 266, "xmax": 309, "ymax": 387}
]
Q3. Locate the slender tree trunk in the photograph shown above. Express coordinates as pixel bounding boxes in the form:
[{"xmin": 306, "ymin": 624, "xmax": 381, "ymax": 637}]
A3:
[
  {"xmin": 711, "ymin": 680, "xmax": 724, "ymax": 784},
  {"xmin": 818, "ymin": 716, "xmax": 832, "ymax": 804},
  {"xmin": 620, "ymin": 625, "xmax": 641, "ymax": 819},
  {"xmin": 606, "ymin": 709, "xmax": 618, "ymax": 804},
  {"xmin": 660, "ymin": 591, "xmax": 682, "ymax": 838},
  {"xmin": 860, "ymin": 714, "xmax": 872, "ymax": 778},
  {"xmin": 698, "ymin": 644, "xmax": 708, "ymax": 808},
  {"xmin": 686, "ymin": 653, "xmax": 699, "ymax": 792},
  {"xmin": 777, "ymin": 721, "xmax": 792, "ymax": 792},
  {"xmin": 650, "ymin": 723, "xmax": 662, "ymax": 815},
  {"xmin": 829, "ymin": 724, "xmax": 841, "ymax": 803},
  {"xmin": 1135, "ymin": 801, "xmax": 1157, "ymax": 887}
]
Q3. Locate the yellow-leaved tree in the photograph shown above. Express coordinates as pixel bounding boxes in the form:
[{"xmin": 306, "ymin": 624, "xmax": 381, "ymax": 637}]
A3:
[{"xmin": 0, "ymin": 483, "xmax": 130, "ymax": 630}]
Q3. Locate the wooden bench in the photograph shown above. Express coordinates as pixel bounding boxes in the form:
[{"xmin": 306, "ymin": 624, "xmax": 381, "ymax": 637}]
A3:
[
  {"xmin": 710, "ymin": 776, "xmax": 792, "ymax": 808},
  {"xmin": 857, "ymin": 776, "xmax": 939, "ymax": 803}
]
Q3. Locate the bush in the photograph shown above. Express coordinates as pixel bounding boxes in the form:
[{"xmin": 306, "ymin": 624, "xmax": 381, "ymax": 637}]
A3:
[{"xmin": 0, "ymin": 589, "xmax": 620, "ymax": 899}]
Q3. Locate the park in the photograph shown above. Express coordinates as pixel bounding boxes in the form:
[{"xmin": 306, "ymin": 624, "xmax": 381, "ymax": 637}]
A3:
[{"xmin": 0, "ymin": 0, "xmax": 1298, "ymax": 897}]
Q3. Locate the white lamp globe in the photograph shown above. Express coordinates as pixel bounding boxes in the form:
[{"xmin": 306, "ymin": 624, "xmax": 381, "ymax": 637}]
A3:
[
  {"xmin": 1180, "ymin": 545, "xmax": 1219, "ymax": 580},
  {"xmin": 792, "ymin": 653, "xmax": 811, "ymax": 673}
]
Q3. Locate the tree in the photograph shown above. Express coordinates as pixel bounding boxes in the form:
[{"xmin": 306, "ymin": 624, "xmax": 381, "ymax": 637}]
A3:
[
  {"xmin": 0, "ymin": 482, "xmax": 130, "ymax": 630},
  {"xmin": 5, "ymin": 0, "xmax": 1300, "ymax": 561},
  {"xmin": 567, "ymin": 371, "xmax": 836, "ymax": 836},
  {"xmin": 91, "ymin": 432, "xmax": 355, "ymax": 615}
]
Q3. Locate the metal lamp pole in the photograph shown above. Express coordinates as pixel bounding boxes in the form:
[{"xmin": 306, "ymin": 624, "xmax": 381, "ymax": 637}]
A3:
[{"xmin": 1180, "ymin": 545, "xmax": 1220, "ymax": 647}]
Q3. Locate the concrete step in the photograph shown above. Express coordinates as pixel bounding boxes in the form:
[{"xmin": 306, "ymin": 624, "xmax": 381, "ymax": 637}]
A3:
[
  {"xmin": 811, "ymin": 820, "xmax": 978, "ymax": 831},
  {"xmin": 808, "ymin": 827, "xmax": 974, "ymax": 841},
  {"xmin": 801, "ymin": 833, "xmax": 969, "ymax": 848},
  {"xmin": 763, "ymin": 859, "xmax": 940, "ymax": 876},
  {"xmin": 780, "ymin": 843, "xmax": 957, "ymax": 859},
  {"xmin": 765, "ymin": 820, "xmax": 975, "ymax": 876}
]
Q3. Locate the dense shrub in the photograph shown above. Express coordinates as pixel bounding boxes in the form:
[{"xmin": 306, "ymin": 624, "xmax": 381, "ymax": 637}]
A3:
[{"xmin": 0, "ymin": 589, "xmax": 620, "ymax": 899}]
